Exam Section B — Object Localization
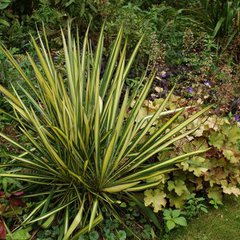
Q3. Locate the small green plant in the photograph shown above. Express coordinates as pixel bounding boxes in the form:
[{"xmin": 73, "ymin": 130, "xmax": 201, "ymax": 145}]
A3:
[
  {"xmin": 209, "ymin": 198, "xmax": 222, "ymax": 209},
  {"xmin": 6, "ymin": 228, "xmax": 31, "ymax": 240},
  {"xmin": 184, "ymin": 194, "xmax": 208, "ymax": 218},
  {"xmin": 163, "ymin": 209, "xmax": 187, "ymax": 232}
]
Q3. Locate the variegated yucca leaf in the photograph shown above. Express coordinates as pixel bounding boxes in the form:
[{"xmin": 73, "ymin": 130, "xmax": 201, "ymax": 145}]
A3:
[{"xmin": 0, "ymin": 24, "xmax": 210, "ymax": 239}]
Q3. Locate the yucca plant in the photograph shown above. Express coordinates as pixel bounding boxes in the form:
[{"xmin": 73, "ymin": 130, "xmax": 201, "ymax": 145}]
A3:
[{"xmin": 0, "ymin": 25, "xmax": 211, "ymax": 239}]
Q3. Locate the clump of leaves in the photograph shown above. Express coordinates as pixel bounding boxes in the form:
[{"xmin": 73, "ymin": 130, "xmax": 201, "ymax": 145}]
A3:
[
  {"xmin": 144, "ymin": 189, "xmax": 167, "ymax": 213},
  {"xmin": 142, "ymin": 95, "xmax": 240, "ymax": 213},
  {"xmin": 6, "ymin": 228, "xmax": 31, "ymax": 240},
  {"xmin": 163, "ymin": 209, "xmax": 187, "ymax": 232},
  {"xmin": 184, "ymin": 194, "xmax": 208, "ymax": 218}
]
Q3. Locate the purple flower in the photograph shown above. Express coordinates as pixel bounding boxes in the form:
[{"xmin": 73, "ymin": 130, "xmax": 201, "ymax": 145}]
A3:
[
  {"xmin": 160, "ymin": 71, "xmax": 167, "ymax": 79},
  {"xmin": 234, "ymin": 115, "xmax": 240, "ymax": 122},
  {"xmin": 204, "ymin": 81, "xmax": 211, "ymax": 87},
  {"xmin": 187, "ymin": 87, "xmax": 194, "ymax": 94}
]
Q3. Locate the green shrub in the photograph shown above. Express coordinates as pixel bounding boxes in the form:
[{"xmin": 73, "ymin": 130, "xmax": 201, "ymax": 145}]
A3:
[{"xmin": 0, "ymin": 25, "xmax": 210, "ymax": 238}]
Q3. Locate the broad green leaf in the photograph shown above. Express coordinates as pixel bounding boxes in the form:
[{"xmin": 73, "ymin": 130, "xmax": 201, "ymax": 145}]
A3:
[
  {"xmin": 174, "ymin": 217, "xmax": 187, "ymax": 227},
  {"xmin": 166, "ymin": 220, "xmax": 175, "ymax": 231},
  {"xmin": 168, "ymin": 179, "xmax": 189, "ymax": 196},
  {"xmin": 171, "ymin": 210, "xmax": 181, "ymax": 218},
  {"xmin": 144, "ymin": 189, "xmax": 166, "ymax": 212},
  {"xmin": 209, "ymin": 132, "xmax": 225, "ymax": 149},
  {"xmin": 208, "ymin": 186, "xmax": 223, "ymax": 205},
  {"xmin": 6, "ymin": 229, "xmax": 31, "ymax": 240},
  {"xmin": 223, "ymin": 149, "xmax": 238, "ymax": 163},
  {"xmin": 228, "ymin": 125, "xmax": 240, "ymax": 144},
  {"xmin": 181, "ymin": 156, "xmax": 208, "ymax": 177}
]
